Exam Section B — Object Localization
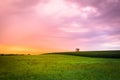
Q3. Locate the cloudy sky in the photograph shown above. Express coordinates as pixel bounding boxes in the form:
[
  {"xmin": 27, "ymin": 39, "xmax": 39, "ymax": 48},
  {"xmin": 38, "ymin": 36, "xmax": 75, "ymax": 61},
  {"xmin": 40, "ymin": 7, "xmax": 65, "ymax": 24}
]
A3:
[{"xmin": 0, "ymin": 0, "xmax": 120, "ymax": 54}]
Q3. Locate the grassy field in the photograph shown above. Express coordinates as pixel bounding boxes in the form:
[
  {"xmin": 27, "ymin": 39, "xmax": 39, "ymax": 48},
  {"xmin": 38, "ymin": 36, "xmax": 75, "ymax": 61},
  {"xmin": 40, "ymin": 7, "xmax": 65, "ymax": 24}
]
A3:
[{"xmin": 0, "ymin": 51, "xmax": 120, "ymax": 80}]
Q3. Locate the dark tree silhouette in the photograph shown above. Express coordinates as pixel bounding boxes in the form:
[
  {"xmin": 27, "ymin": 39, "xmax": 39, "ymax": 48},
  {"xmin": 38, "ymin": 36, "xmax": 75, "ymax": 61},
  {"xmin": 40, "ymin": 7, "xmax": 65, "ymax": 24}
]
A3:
[{"xmin": 76, "ymin": 48, "xmax": 80, "ymax": 52}]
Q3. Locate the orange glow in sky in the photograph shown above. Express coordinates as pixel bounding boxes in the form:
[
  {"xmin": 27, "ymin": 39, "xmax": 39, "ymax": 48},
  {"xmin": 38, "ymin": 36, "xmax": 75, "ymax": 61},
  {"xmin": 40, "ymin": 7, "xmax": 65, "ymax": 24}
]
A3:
[{"xmin": 0, "ymin": 0, "xmax": 120, "ymax": 54}]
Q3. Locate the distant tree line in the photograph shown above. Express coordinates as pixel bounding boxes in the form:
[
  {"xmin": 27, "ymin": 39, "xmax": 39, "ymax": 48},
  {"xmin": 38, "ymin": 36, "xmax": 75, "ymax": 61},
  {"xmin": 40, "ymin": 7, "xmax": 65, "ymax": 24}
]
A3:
[{"xmin": 0, "ymin": 54, "xmax": 31, "ymax": 56}]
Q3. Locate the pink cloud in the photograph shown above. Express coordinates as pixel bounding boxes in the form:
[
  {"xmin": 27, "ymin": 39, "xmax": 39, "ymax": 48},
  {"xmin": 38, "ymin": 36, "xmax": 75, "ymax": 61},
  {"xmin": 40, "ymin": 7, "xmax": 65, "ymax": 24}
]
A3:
[{"xmin": 0, "ymin": 0, "xmax": 120, "ymax": 53}]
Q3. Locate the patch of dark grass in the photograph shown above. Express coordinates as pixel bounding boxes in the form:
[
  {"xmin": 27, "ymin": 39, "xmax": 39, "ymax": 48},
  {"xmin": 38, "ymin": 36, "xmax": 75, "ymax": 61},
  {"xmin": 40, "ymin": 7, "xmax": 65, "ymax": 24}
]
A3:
[{"xmin": 44, "ymin": 50, "xmax": 120, "ymax": 58}]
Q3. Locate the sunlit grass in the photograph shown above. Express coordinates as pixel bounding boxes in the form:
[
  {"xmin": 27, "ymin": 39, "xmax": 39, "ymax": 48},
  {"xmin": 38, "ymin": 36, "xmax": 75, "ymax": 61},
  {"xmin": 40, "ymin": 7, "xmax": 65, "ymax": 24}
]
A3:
[{"xmin": 0, "ymin": 51, "xmax": 120, "ymax": 80}]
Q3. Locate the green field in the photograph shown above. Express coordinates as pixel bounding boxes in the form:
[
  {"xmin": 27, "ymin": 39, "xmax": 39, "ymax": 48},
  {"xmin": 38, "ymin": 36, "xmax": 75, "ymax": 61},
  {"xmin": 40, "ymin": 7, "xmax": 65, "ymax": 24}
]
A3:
[{"xmin": 0, "ymin": 51, "xmax": 120, "ymax": 80}]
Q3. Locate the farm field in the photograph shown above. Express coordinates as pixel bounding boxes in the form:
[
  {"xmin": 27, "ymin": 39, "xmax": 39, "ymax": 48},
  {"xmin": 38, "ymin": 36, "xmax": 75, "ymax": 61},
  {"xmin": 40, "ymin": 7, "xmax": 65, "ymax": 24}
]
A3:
[{"xmin": 0, "ymin": 51, "xmax": 120, "ymax": 80}]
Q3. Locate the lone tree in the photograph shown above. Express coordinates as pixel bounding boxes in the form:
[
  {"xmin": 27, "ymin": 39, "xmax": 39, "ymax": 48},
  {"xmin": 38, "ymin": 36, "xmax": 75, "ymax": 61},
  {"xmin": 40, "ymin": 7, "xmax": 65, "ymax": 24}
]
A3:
[{"xmin": 76, "ymin": 48, "xmax": 80, "ymax": 52}]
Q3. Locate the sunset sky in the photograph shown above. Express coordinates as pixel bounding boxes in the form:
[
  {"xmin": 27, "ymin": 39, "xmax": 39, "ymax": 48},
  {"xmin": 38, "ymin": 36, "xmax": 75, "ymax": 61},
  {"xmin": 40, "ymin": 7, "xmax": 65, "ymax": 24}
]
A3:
[{"xmin": 0, "ymin": 0, "xmax": 120, "ymax": 54}]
